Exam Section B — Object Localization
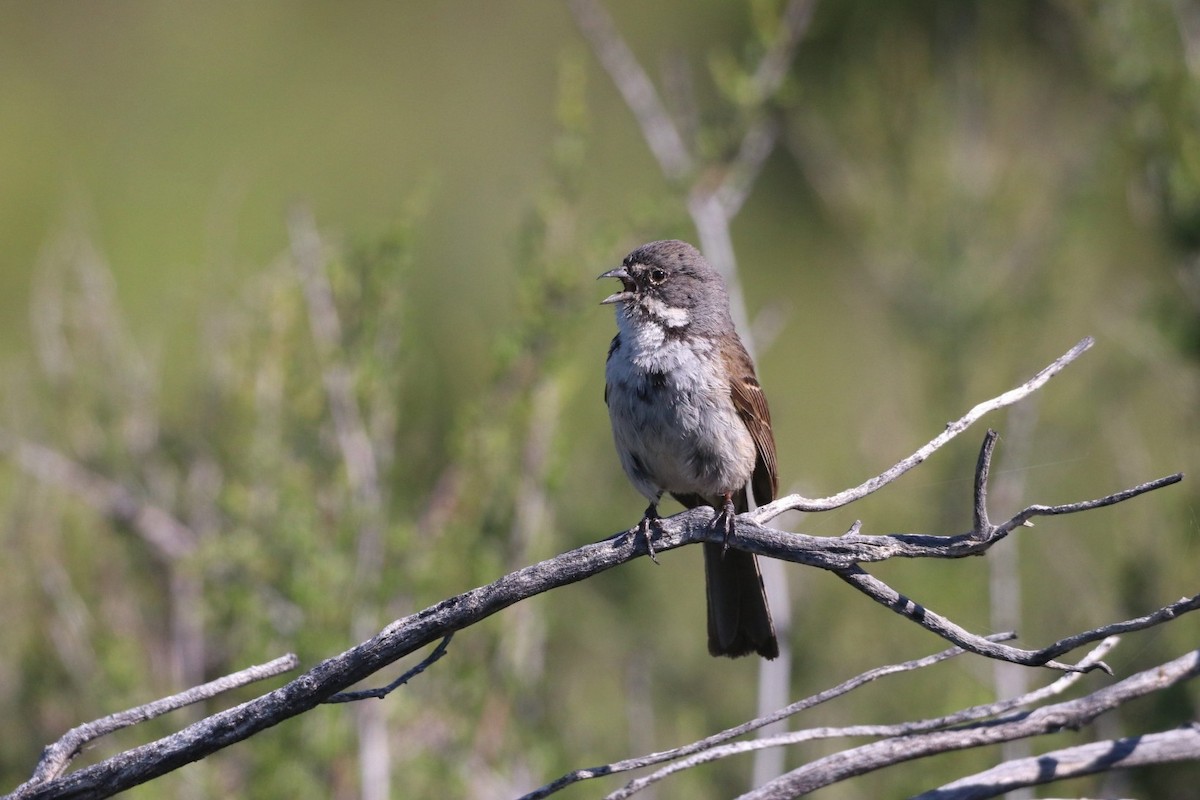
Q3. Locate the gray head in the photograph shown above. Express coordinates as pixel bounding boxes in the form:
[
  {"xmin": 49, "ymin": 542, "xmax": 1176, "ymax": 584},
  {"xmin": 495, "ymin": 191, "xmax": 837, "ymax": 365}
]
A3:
[{"xmin": 598, "ymin": 240, "xmax": 732, "ymax": 336}]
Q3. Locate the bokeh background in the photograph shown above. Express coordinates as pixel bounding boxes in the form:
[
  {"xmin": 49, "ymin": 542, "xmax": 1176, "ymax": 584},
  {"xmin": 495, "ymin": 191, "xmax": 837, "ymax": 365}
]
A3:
[{"xmin": 2, "ymin": 1, "xmax": 1199, "ymax": 798}]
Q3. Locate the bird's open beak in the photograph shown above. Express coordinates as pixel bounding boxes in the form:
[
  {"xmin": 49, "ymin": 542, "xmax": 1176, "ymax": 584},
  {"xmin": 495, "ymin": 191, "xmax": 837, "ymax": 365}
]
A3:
[{"xmin": 598, "ymin": 266, "xmax": 634, "ymax": 305}]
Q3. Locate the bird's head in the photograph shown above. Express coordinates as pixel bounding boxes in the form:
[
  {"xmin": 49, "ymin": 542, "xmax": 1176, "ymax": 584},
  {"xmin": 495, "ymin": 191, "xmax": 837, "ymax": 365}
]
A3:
[{"xmin": 598, "ymin": 240, "xmax": 729, "ymax": 332}]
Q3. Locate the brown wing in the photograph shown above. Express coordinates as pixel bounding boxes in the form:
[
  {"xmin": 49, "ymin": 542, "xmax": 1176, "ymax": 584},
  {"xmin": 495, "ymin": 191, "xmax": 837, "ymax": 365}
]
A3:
[
  {"xmin": 701, "ymin": 339, "xmax": 781, "ymax": 659},
  {"xmin": 725, "ymin": 341, "xmax": 778, "ymax": 507}
]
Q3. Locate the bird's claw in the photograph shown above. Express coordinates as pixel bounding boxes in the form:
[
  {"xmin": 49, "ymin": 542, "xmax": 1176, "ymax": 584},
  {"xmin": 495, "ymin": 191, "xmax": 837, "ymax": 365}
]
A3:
[
  {"xmin": 715, "ymin": 496, "xmax": 737, "ymax": 556},
  {"xmin": 636, "ymin": 504, "xmax": 662, "ymax": 564}
]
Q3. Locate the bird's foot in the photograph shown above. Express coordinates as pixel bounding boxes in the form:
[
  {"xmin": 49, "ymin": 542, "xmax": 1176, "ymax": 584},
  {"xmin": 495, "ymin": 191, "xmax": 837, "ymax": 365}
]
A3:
[
  {"xmin": 713, "ymin": 493, "xmax": 737, "ymax": 556},
  {"xmin": 636, "ymin": 503, "xmax": 662, "ymax": 564}
]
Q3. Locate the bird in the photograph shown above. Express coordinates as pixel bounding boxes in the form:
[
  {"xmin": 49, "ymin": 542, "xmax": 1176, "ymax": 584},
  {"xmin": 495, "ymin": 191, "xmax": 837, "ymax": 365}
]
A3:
[{"xmin": 600, "ymin": 239, "xmax": 779, "ymax": 659}]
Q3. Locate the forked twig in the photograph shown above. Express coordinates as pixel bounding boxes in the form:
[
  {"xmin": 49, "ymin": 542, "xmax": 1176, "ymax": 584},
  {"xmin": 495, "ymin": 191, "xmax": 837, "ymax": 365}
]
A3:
[
  {"xmin": 605, "ymin": 639, "xmax": 1119, "ymax": 800},
  {"xmin": 744, "ymin": 648, "xmax": 1200, "ymax": 799},
  {"xmin": 325, "ymin": 636, "xmax": 453, "ymax": 703},
  {"xmin": 521, "ymin": 634, "xmax": 1017, "ymax": 800},
  {"xmin": 751, "ymin": 337, "xmax": 1096, "ymax": 521},
  {"xmin": 567, "ymin": 0, "xmax": 692, "ymax": 179},
  {"xmin": 15, "ymin": 655, "xmax": 298, "ymax": 792}
]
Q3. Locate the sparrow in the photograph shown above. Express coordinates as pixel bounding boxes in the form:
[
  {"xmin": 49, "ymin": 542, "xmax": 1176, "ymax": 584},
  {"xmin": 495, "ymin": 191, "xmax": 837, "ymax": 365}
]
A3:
[{"xmin": 600, "ymin": 240, "xmax": 779, "ymax": 659}]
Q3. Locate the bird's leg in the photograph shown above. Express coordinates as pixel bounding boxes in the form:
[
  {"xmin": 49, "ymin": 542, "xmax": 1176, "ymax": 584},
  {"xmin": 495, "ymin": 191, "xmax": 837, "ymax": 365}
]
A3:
[
  {"xmin": 636, "ymin": 502, "xmax": 662, "ymax": 564},
  {"xmin": 714, "ymin": 492, "xmax": 737, "ymax": 556}
]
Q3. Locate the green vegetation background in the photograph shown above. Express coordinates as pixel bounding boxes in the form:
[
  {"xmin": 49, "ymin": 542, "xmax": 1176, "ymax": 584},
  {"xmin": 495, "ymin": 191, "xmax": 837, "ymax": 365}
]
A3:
[{"xmin": 1, "ymin": 2, "xmax": 1198, "ymax": 797}]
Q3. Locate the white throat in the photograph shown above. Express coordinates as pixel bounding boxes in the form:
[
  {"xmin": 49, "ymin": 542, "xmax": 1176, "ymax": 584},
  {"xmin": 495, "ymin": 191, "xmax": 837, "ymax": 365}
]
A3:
[
  {"xmin": 638, "ymin": 295, "xmax": 690, "ymax": 329},
  {"xmin": 614, "ymin": 304, "xmax": 711, "ymax": 373}
]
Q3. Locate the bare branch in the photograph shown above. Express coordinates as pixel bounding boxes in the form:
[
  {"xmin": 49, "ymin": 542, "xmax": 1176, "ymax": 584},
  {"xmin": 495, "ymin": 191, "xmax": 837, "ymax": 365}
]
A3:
[
  {"xmin": 15, "ymin": 655, "xmax": 298, "ymax": 792},
  {"xmin": 730, "ymin": 474, "xmax": 1182, "ymax": 571},
  {"xmin": 1009, "ymin": 591, "xmax": 1200, "ymax": 662},
  {"xmin": 708, "ymin": 116, "xmax": 781, "ymax": 219},
  {"xmin": 734, "ymin": 439, "xmax": 1184, "ymax": 672},
  {"xmin": 993, "ymin": 472, "xmax": 1188, "ymax": 535},
  {"xmin": 828, "ymin": 570, "xmax": 1200, "ymax": 674},
  {"xmin": 606, "ymin": 639, "xmax": 1118, "ymax": 799},
  {"xmin": 326, "ymin": 636, "xmax": 453, "ymax": 704},
  {"xmin": 521, "ymin": 634, "xmax": 1018, "ymax": 800},
  {"xmin": 7, "ymin": 329, "xmax": 1189, "ymax": 798},
  {"xmin": 913, "ymin": 724, "xmax": 1200, "ymax": 800},
  {"xmin": 8, "ymin": 465, "xmax": 1190, "ymax": 798},
  {"xmin": 834, "ymin": 566, "xmax": 1084, "ymax": 671},
  {"xmin": 720, "ymin": 462, "xmax": 1185, "ymax": 672},
  {"xmin": 705, "ymin": 0, "xmax": 816, "ymax": 218},
  {"xmin": 567, "ymin": 0, "xmax": 693, "ymax": 179},
  {"xmin": 5, "ymin": 533, "xmax": 647, "ymax": 800},
  {"xmin": 972, "ymin": 429, "xmax": 996, "ymax": 533},
  {"xmin": 752, "ymin": 337, "xmax": 1097, "ymax": 520},
  {"xmin": 743, "ymin": 649, "xmax": 1200, "ymax": 799},
  {"xmin": 750, "ymin": 0, "xmax": 817, "ymax": 101}
]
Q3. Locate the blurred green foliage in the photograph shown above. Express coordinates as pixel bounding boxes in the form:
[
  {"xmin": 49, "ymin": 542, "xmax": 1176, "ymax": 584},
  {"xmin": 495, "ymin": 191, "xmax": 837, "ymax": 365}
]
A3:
[{"xmin": 1, "ymin": 1, "xmax": 1199, "ymax": 797}]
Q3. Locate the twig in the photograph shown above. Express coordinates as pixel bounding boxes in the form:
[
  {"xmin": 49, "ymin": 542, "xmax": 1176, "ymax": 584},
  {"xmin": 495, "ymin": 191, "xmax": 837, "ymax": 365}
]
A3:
[
  {"xmin": 751, "ymin": 337, "xmax": 1096, "ymax": 520},
  {"xmin": 742, "ymin": 649, "xmax": 1200, "ymax": 799},
  {"xmin": 15, "ymin": 654, "xmax": 298, "ymax": 792},
  {"xmin": 520, "ymin": 634, "xmax": 1018, "ymax": 800},
  {"xmin": 325, "ymin": 636, "xmax": 453, "ymax": 703},
  {"xmin": 971, "ymin": 430, "xmax": 996, "ymax": 534},
  {"xmin": 607, "ymin": 639, "xmax": 1118, "ymax": 799},
  {"xmin": 911, "ymin": 724, "xmax": 1200, "ymax": 800},
  {"xmin": 827, "ymin": 573, "xmax": 1198, "ymax": 673},
  {"xmin": 749, "ymin": 0, "xmax": 817, "ymax": 101},
  {"xmin": 727, "ymin": 474, "xmax": 1183, "ymax": 571},
  {"xmin": 710, "ymin": 117, "xmax": 781, "ymax": 220},
  {"xmin": 566, "ymin": 0, "xmax": 693, "ymax": 180}
]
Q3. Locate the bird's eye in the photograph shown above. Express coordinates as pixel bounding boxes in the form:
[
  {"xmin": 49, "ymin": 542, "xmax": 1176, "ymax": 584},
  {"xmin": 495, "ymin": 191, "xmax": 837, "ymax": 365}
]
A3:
[{"xmin": 648, "ymin": 268, "xmax": 667, "ymax": 285}]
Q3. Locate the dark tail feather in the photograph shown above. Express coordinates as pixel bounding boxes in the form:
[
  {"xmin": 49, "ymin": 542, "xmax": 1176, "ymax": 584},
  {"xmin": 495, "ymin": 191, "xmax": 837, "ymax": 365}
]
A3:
[{"xmin": 704, "ymin": 543, "xmax": 779, "ymax": 659}]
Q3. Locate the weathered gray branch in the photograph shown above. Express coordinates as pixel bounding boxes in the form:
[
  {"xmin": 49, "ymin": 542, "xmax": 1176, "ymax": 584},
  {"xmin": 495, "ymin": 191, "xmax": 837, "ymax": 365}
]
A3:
[
  {"xmin": 522, "ymin": 633, "xmax": 1021, "ymax": 800},
  {"xmin": 567, "ymin": 0, "xmax": 693, "ymax": 180},
  {"xmin": 830, "ymin": 565, "xmax": 1197, "ymax": 673},
  {"xmin": 752, "ymin": 336, "xmax": 1097, "ymax": 520},
  {"xmin": 912, "ymin": 723, "xmax": 1200, "ymax": 800},
  {"xmin": 325, "ymin": 635, "xmax": 454, "ymax": 704},
  {"xmin": 5, "ymin": 340, "xmax": 1188, "ymax": 800},
  {"xmin": 604, "ymin": 638, "xmax": 1118, "ymax": 800},
  {"xmin": 743, "ymin": 648, "xmax": 1200, "ymax": 799},
  {"xmin": 13, "ymin": 655, "xmax": 298, "ymax": 795},
  {"xmin": 9, "ymin": 475, "xmax": 1188, "ymax": 799}
]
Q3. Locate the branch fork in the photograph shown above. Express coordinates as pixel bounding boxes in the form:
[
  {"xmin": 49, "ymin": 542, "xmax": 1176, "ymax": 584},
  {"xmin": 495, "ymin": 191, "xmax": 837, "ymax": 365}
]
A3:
[{"xmin": 608, "ymin": 338, "xmax": 1185, "ymax": 676}]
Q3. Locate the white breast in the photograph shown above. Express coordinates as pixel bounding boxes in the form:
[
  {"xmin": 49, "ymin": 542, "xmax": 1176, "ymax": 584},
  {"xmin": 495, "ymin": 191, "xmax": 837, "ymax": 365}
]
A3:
[{"xmin": 606, "ymin": 308, "xmax": 756, "ymax": 503}]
